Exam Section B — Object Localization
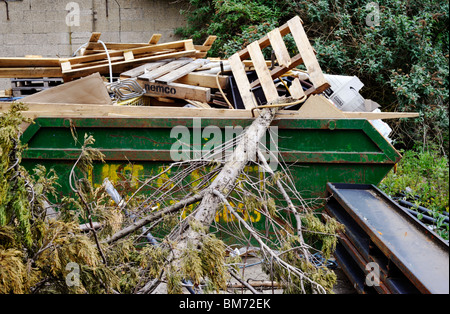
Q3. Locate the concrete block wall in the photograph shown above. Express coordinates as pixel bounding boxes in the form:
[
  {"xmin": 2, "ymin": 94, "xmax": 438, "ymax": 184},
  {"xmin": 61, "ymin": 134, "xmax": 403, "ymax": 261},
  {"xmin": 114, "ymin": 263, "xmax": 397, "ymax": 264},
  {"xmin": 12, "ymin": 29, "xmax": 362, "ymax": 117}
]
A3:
[{"xmin": 0, "ymin": 0, "xmax": 188, "ymax": 89}]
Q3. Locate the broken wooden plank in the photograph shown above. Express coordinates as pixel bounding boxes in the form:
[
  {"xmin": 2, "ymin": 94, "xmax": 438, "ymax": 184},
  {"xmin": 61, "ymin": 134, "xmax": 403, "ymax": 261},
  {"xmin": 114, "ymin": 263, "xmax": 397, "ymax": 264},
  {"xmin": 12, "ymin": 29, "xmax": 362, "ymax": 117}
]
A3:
[
  {"xmin": 138, "ymin": 58, "xmax": 193, "ymax": 81},
  {"xmin": 288, "ymin": 77, "xmax": 306, "ymax": 99},
  {"xmin": 149, "ymin": 34, "xmax": 162, "ymax": 45},
  {"xmin": 81, "ymin": 32, "xmax": 102, "ymax": 55},
  {"xmin": 155, "ymin": 59, "xmax": 209, "ymax": 84},
  {"xmin": 194, "ymin": 35, "xmax": 217, "ymax": 58}
]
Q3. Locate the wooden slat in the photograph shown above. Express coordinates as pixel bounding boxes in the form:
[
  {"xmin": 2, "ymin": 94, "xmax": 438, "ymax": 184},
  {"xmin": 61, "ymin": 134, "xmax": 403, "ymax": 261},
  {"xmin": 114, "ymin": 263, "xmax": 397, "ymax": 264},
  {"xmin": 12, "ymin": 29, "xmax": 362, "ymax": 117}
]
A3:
[
  {"xmin": 81, "ymin": 32, "xmax": 102, "ymax": 55},
  {"xmin": 229, "ymin": 53, "xmax": 258, "ymax": 110},
  {"xmin": 287, "ymin": 16, "xmax": 328, "ymax": 89},
  {"xmin": 174, "ymin": 72, "xmax": 229, "ymax": 89},
  {"xmin": 247, "ymin": 41, "xmax": 279, "ymax": 103},
  {"xmin": 155, "ymin": 59, "xmax": 209, "ymax": 84},
  {"xmin": 138, "ymin": 58, "xmax": 193, "ymax": 81},
  {"xmin": 149, "ymin": 34, "xmax": 162, "ymax": 45},
  {"xmin": 120, "ymin": 60, "xmax": 172, "ymax": 78},
  {"xmin": 267, "ymin": 28, "xmax": 291, "ymax": 68}
]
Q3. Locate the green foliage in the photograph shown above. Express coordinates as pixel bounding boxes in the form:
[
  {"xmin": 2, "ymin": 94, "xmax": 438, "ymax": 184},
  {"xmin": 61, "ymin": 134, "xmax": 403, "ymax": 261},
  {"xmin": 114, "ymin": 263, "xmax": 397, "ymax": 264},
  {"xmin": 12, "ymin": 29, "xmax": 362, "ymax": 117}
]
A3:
[
  {"xmin": 176, "ymin": 0, "xmax": 298, "ymax": 57},
  {"xmin": 0, "ymin": 103, "xmax": 33, "ymax": 248},
  {"xmin": 380, "ymin": 148, "xmax": 449, "ymax": 239},
  {"xmin": 263, "ymin": 236, "xmax": 337, "ymax": 294},
  {"xmin": 0, "ymin": 104, "xmax": 122, "ymax": 294},
  {"xmin": 302, "ymin": 212, "xmax": 345, "ymax": 260}
]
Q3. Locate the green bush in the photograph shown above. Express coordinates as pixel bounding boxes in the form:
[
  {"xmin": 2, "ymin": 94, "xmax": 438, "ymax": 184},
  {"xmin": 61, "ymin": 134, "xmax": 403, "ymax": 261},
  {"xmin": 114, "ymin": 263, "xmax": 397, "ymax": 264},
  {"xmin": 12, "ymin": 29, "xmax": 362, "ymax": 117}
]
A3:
[
  {"xmin": 380, "ymin": 148, "xmax": 449, "ymax": 239},
  {"xmin": 176, "ymin": 0, "xmax": 449, "ymax": 153}
]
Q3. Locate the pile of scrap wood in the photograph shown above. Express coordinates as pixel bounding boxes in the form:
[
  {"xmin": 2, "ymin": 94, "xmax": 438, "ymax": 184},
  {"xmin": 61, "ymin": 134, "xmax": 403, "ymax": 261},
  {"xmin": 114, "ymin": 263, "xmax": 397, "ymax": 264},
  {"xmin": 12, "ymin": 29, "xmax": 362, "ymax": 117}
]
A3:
[{"xmin": 0, "ymin": 16, "xmax": 419, "ymax": 125}]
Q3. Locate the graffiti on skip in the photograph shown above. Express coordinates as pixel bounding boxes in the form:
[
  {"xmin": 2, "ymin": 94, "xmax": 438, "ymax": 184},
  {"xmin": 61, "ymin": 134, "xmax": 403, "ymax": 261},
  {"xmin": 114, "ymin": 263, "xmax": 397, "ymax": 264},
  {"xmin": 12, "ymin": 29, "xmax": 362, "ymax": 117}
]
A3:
[{"xmin": 90, "ymin": 163, "xmax": 263, "ymax": 223}]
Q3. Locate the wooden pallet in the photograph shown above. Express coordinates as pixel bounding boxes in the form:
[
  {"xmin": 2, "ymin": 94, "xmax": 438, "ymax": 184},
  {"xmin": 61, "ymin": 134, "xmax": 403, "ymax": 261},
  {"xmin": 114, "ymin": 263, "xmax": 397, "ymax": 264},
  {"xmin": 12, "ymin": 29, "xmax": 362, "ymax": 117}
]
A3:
[
  {"xmin": 229, "ymin": 16, "xmax": 330, "ymax": 110},
  {"xmin": 10, "ymin": 77, "xmax": 64, "ymax": 97}
]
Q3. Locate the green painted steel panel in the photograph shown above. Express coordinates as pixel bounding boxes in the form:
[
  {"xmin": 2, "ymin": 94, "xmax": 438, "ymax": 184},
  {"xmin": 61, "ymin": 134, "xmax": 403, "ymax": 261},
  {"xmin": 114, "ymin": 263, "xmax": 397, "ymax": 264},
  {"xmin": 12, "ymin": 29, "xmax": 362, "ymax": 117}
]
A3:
[{"xmin": 20, "ymin": 117, "xmax": 400, "ymax": 243}]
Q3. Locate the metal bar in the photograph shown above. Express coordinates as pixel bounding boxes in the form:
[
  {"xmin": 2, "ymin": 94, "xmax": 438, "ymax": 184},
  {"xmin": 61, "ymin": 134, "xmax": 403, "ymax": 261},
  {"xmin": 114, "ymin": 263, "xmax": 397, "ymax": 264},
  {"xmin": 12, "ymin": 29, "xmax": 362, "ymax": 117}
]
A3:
[{"xmin": 326, "ymin": 183, "xmax": 449, "ymax": 294}]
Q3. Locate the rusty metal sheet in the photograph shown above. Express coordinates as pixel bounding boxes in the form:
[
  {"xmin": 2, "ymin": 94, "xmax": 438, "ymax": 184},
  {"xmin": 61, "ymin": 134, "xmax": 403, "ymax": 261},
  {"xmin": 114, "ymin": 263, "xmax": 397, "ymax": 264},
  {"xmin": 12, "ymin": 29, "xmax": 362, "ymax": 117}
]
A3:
[{"xmin": 327, "ymin": 183, "xmax": 449, "ymax": 294}]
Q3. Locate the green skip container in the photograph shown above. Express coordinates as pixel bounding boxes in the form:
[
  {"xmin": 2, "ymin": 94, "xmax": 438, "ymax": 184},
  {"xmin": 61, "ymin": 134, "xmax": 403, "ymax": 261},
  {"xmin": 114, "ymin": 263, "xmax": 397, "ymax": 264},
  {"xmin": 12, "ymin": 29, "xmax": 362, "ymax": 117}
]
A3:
[{"xmin": 20, "ymin": 116, "xmax": 401, "ymax": 239}]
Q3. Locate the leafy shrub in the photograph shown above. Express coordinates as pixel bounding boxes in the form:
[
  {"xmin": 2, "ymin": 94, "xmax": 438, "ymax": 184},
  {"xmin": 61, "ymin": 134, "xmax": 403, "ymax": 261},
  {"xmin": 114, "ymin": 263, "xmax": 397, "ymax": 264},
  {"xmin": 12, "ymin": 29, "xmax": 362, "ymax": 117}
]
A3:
[{"xmin": 380, "ymin": 148, "xmax": 449, "ymax": 239}]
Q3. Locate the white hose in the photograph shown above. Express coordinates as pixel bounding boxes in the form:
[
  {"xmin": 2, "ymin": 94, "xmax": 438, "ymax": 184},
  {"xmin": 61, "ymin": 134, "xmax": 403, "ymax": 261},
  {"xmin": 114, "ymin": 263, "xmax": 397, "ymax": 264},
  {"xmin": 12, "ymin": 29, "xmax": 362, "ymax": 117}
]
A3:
[{"xmin": 71, "ymin": 40, "xmax": 114, "ymax": 83}]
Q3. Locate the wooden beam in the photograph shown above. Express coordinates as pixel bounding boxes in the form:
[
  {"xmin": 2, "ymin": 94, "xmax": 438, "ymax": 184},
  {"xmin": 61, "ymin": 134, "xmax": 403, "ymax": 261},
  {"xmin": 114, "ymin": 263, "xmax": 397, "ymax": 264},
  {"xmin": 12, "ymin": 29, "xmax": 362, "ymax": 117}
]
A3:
[
  {"xmin": 174, "ymin": 72, "xmax": 229, "ymax": 89},
  {"xmin": 0, "ymin": 57, "xmax": 61, "ymax": 68},
  {"xmin": 0, "ymin": 102, "xmax": 419, "ymax": 120},
  {"xmin": 137, "ymin": 79, "xmax": 211, "ymax": 103},
  {"xmin": 0, "ymin": 67, "xmax": 63, "ymax": 78},
  {"xmin": 288, "ymin": 78, "xmax": 306, "ymax": 99}
]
